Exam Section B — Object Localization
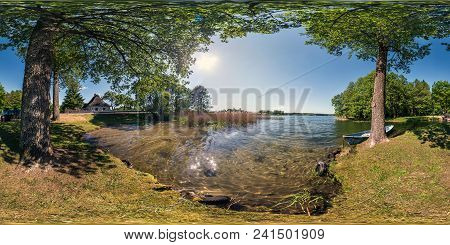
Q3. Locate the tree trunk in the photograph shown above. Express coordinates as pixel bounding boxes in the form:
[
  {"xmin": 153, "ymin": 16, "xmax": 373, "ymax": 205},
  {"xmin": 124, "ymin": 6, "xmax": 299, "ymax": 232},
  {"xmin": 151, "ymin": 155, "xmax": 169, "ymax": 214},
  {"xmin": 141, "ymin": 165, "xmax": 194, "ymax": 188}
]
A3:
[
  {"xmin": 174, "ymin": 95, "xmax": 181, "ymax": 118},
  {"xmin": 368, "ymin": 44, "xmax": 389, "ymax": 147},
  {"xmin": 20, "ymin": 18, "xmax": 55, "ymax": 165},
  {"xmin": 52, "ymin": 70, "xmax": 60, "ymax": 121}
]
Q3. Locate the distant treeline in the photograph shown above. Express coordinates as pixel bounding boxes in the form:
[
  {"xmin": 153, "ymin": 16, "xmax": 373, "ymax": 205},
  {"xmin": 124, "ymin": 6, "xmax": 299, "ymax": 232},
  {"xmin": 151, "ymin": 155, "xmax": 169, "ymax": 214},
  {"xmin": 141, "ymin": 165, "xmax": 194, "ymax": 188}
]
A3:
[
  {"xmin": 258, "ymin": 110, "xmax": 286, "ymax": 115},
  {"xmin": 258, "ymin": 110, "xmax": 333, "ymax": 116},
  {"xmin": 332, "ymin": 71, "xmax": 449, "ymax": 120}
]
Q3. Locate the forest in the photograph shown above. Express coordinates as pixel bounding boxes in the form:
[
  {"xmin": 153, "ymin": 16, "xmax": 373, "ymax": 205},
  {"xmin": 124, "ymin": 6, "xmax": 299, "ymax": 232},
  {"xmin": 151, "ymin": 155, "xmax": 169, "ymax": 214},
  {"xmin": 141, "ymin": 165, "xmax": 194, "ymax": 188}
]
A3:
[{"xmin": 332, "ymin": 71, "xmax": 449, "ymax": 120}]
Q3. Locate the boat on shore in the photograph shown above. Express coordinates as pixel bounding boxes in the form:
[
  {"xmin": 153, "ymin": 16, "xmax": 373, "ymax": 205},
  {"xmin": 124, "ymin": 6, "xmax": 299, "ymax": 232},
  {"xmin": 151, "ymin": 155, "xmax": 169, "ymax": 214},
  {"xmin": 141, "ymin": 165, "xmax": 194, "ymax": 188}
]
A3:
[{"xmin": 343, "ymin": 125, "xmax": 394, "ymax": 145}]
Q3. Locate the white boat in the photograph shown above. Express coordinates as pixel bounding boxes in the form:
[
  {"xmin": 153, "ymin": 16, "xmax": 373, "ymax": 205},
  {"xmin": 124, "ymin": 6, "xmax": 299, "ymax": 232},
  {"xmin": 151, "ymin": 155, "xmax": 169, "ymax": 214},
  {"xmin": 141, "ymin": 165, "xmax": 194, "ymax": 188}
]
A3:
[{"xmin": 343, "ymin": 125, "xmax": 394, "ymax": 145}]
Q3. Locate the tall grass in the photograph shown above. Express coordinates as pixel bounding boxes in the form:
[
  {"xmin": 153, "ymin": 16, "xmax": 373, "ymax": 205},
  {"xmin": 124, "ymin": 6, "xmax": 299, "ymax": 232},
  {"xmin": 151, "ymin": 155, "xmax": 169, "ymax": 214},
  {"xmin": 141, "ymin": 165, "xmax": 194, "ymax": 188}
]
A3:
[{"xmin": 181, "ymin": 111, "xmax": 261, "ymax": 127}]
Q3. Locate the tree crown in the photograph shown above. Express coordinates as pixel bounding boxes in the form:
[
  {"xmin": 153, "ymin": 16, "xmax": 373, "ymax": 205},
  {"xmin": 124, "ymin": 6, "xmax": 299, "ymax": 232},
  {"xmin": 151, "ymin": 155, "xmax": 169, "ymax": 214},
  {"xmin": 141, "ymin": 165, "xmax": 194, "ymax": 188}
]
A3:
[{"xmin": 297, "ymin": 2, "xmax": 449, "ymax": 72}]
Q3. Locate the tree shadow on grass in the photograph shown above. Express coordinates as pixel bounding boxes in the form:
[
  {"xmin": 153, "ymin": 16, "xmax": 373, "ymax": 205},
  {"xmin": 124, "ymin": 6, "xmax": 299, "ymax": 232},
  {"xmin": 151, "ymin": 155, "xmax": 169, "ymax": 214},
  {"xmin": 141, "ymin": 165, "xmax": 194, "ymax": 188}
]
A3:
[
  {"xmin": 51, "ymin": 123, "xmax": 116, "ymax": 177},
  {"xmin": 413, "ymin": 123, "xmax": 449, "ymax": 149},
  {"xmin": 0, "ymin": 122, "xmax": 21, "ymax": 163},
  {"xmin": 389, "ymin": 117, "xmax": 440, "ymax": 138},
  {"xmin": 387, "ymin": 117, "xmax": 448, "ymax": 149},
  {"xmin": 0, "ymin": 122, "xmax": 116, "ymax": 178}
]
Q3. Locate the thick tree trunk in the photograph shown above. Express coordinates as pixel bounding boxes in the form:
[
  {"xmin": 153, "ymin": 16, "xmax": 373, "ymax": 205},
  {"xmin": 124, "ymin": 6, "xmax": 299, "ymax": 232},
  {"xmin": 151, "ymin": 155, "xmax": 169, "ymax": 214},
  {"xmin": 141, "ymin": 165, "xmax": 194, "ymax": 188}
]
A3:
[
  {"xmin": 52, "ymin": 70, "xmax": 60, "ymax": 121},
  {"xmin": 20, "ymin": 18, "xmax": 55, "ymax": 165},
  {"xmin": 368, "ymin": 44, "xmax": 389, "ymax": 147}
]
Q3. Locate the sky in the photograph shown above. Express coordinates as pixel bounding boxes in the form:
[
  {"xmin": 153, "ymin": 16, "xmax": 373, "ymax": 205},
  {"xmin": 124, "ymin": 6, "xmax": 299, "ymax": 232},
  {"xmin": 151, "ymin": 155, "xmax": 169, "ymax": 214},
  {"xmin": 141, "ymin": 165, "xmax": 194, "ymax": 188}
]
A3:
[{"xmin": 1, "ymin": 28, "xmax": 449, "ymax": 114}]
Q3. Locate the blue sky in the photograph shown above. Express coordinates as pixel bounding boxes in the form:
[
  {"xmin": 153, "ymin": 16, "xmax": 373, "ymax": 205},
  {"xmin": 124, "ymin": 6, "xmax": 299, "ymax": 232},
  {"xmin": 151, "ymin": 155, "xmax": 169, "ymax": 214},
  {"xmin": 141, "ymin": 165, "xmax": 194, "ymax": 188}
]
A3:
[{"xmin": 1, "ymin": 28, "xmax": 449, "ymax": 113}]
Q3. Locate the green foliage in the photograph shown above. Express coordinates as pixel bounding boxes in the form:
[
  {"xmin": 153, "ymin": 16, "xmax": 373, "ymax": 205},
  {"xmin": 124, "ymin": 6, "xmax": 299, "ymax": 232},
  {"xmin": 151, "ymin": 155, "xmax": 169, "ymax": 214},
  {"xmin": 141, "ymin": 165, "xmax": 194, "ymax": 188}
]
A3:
[
  {"xmin": 161, "ymin": 91, "xmax": 172, "ymax": 114},
  {"xmin": 332, "ymin": 72, "xmax": 373, "ymax": 120},
  {"xmin": 408, "ymin": 79, "xmax": 432, "ymax": 116},
  {"xmin": 333, "ymin": 71, "xmax": 437, "ymax": 120},
  {"xmin": 0, "ymin": 3, "xmax": 203, "ymax": 87},
  {"xmin": 299, "ymin": 2, "xmax": 448, "ymax": 128},
  {"xmin": 431, "ymin": 80, "xmax": 449, "ymax": 114},
  {"xmin": 61, "ymin": 79, "xmax": 84, "ymax": 112},
  {"xmin": 298, "ymin": 3, "xmax": 448, "ymax": 72},
  {"xmin": 102, "ymin": 91, "xmax": 135, "ymax": 111},
  {"xmin": 0, "ymin": 83, "xmax": 5, "ymax": 110},
  {"xmin": 0, "ymin": 1, "xmax": 299, "ymax": 104},
  {"xmin": 171, "ymin": 83, "xmax": 191, "ymax": 114},
  {"xmin": 4, "ymin": 90, "xmax": 22, "ymax": 110},
  {"xmin": 116, "ymin": 94, "xmax": 135, "ymax": 111},
  {"xmin": 102, "ymin": 91, "xmax": 119, "ymax": 110},
  {"xmin": 190, "ymin": 85, "xmax": 210, "ymax": 112},
  {"xmin": 0, "ymin": 84, "xmax": 22, "ymax": 111},
  {"xmin": 385, "ymin": 74, "xmax": 409, "ymax": 118},
  {"xmin": 144, "ymin": 90, "xmax": 172, "ymax": 116},
  {"xmin": 130, "ymin": 76, "xmax": 191, "ymax": 120}
]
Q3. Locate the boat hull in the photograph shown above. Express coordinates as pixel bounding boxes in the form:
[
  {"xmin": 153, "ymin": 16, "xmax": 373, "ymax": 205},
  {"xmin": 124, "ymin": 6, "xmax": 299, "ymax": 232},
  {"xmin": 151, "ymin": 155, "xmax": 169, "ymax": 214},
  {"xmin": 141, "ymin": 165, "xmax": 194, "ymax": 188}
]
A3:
[
  {"xmin": 343, "ymin": 136, "xmax": 368, "ymax": 145},
  {"xmin": 343, "ymin": 125, "xmax": 394, "ymax": 145}
]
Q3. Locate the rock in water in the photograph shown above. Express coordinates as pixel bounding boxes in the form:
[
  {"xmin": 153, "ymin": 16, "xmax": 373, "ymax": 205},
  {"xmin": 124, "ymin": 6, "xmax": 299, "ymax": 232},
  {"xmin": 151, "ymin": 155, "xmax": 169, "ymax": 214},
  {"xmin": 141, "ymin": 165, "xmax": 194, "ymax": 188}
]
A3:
[
  {"xmin": 153, "ymin": 185, "xmax": 173, "ymax": 192},
  {"xmin": 204, "ymin": 169, "xmax": 216, "ymax": 177},
  {"xmin": 327, "ymin": 148, "xmax": 341, "ymax": 160},
  {"xmin": 315, "ymin": 161, "xmax": 328, "ymax": 176},
  {"xmin": 121, "ymin": 159, "xmax": 133, "ymax": 168},
  {"xmin": 180, "ymin": 190, "xmax": 201, "ymax": 200},
  {"xmin": 199, "ymin": 195, "xmax": 231, "ymax": 206}
]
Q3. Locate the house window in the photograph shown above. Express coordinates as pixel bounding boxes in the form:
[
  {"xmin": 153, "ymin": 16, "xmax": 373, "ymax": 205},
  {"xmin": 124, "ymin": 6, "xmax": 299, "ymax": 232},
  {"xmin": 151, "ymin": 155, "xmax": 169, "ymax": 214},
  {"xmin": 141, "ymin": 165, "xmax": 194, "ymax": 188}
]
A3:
[{"xmin": 95, "ymin": 108, "xmax": 98, "ymax": 111}]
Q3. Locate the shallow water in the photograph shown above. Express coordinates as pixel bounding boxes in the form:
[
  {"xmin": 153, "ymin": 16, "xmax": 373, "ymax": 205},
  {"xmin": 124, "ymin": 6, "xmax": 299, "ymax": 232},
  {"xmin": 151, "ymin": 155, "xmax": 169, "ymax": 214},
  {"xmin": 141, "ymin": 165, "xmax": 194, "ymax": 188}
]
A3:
[{"xmin": 88, "ymin": 116, "xmax": 382, "ymax": 211}]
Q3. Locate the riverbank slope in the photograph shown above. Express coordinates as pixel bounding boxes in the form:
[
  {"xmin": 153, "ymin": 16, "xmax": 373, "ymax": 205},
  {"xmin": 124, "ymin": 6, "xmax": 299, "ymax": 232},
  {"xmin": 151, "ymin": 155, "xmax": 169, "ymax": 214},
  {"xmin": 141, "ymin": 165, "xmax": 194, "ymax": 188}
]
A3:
[{"xmin": 0, "ymin": 115, "xmax": 448, "ymax": 224}]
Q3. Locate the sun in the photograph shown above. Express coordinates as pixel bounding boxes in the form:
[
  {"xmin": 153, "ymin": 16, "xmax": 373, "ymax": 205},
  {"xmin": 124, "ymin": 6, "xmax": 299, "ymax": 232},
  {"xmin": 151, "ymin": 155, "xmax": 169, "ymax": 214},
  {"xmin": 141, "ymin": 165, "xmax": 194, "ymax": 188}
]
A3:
[{"xmin": 195, "ymin": 53, "xmax": 219, "ymax": 72}]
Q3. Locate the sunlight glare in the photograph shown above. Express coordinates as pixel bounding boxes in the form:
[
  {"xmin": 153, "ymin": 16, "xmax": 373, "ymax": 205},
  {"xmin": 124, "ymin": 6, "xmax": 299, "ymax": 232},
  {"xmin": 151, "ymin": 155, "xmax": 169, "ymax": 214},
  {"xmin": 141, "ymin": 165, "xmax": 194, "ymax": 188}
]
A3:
[{"xmin": 196, "ymin": 53, "xmax": 219, "ymax": 72}]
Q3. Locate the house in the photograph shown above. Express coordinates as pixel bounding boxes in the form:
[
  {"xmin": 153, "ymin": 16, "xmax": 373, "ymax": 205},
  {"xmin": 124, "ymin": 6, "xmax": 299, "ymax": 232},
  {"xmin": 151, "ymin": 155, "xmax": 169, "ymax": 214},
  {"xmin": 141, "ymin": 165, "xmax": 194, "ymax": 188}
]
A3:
[
  {"xmin": 0, "ymin": 109, "xmax": 20, "ymax": 122},
  {"xmin": 83, "ymin": 94, "xmax": 111, "ymax": 112},
  {"xmin": 443, "ymin": 114, "xmax": 450, "ymax": 123}
]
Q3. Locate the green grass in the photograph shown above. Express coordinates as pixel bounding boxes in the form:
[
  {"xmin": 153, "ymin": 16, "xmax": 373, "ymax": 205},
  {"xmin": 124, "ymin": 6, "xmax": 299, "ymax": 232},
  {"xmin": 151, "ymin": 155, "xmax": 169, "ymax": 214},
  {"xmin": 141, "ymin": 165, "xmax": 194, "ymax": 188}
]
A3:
[
  {"xmin": 0, "ymin": 116, "xmax": 448, "ymax": 224},
  {"xmin": 328, "ymin": 132, "xmax": 449, "ymax": 223}
]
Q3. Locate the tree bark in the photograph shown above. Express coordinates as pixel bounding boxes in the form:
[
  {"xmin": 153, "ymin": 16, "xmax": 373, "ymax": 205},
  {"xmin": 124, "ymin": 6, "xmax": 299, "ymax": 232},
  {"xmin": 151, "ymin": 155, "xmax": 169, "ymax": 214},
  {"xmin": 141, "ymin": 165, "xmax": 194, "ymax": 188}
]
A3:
[
  {"xmin": 368, "ymin": 44, "xmax": 389, "ymax": 147},
  {"xmin": 52, "ymin": 70, "xmax": 60, "ymax": 121},
  {"xmin": 20, "ymin": 18, "xmax": 55, "ymax": 165}
]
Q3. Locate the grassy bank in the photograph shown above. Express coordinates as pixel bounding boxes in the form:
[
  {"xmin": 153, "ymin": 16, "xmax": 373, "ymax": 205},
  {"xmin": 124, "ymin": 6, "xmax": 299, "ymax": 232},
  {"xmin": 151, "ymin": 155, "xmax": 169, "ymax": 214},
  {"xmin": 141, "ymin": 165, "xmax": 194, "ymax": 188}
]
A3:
[
  {"xmin": 0, "ymin": 114, "xmax": 448, "ymax": 224},
  {"xmin": 329, "ymin": 132, "xmax": 449, "ymax": 223}
]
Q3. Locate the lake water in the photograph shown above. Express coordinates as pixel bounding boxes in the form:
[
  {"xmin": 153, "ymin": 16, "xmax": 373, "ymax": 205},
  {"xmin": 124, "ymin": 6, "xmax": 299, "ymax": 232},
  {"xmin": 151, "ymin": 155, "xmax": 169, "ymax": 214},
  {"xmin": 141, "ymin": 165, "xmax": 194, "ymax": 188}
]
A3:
[{"xmin": 88, "ymin": 116, "xmax": 383, "ymax": 212}]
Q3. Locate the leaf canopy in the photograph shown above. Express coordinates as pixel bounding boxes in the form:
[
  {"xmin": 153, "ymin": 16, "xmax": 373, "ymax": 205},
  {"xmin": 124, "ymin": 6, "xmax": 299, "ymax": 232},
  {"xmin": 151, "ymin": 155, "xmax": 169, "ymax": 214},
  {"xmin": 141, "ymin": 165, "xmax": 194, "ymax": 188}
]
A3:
[{"xmin": 296, "ymin": 2, "xmax": 449, "ymax": 72}]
